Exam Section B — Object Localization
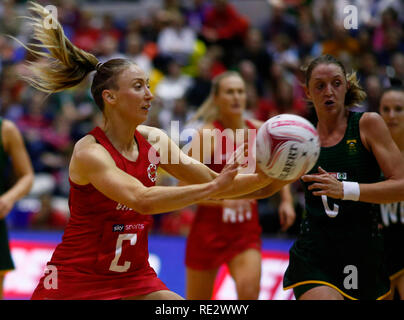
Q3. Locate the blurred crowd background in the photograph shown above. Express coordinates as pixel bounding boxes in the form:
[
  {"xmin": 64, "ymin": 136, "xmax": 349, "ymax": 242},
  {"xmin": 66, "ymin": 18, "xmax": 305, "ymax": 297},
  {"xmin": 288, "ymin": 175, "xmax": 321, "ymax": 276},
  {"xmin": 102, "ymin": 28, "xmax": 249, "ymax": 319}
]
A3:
[{"xmin": 0, "ymin": 0, "xmax": 403, "ymax": 236}]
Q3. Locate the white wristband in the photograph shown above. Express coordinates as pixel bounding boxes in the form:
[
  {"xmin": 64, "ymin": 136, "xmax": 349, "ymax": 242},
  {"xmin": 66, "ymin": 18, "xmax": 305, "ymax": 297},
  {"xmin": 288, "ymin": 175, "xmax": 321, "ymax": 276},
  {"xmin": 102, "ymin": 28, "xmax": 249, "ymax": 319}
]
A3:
[{"xmin": 342, "ymin": 181, "xmax": 360, "ymax": 201}]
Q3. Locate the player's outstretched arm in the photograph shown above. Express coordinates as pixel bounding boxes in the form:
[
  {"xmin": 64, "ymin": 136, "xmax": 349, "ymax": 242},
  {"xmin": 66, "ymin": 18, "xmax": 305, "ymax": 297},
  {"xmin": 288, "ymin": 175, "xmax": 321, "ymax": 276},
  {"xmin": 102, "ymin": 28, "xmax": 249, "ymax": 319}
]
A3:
[
  {"xmin": 69, "ymin": 135, "xmax": 239, "ymax": 215},
  {"xmin": 147, "ymin": 126, "xmax": 274, "ymax": 199}
]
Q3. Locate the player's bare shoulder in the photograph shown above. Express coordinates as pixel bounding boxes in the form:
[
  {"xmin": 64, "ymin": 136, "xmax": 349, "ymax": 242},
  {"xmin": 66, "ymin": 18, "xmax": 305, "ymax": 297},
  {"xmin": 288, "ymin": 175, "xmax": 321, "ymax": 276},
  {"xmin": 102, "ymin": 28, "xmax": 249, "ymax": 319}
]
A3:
[
  {"xmin": 359, "ymin": 112, "xmax": 390, "ymax": 150},
  {"xmin": 69, "ymin": 134, "xmax": 114, "ymax": 184},
  {"xmin": 137, "ymin": 125, "xmax": 169, "ymax": 146},
  {"xmin": 1, "ymin": 119, "xmax": 23, "ymax": 151},
  {"xmin": 247, "ymin": 118, "xmax": 264, "ymax": 129}
]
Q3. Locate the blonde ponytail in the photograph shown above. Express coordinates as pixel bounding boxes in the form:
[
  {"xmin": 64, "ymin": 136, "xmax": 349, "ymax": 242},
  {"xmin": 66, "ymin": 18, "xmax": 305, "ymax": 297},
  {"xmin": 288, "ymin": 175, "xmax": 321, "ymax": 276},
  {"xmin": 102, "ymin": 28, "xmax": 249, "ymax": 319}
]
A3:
[{"xmin": 13, "ymin": 2, "xmax": 99, "ymax": 93}]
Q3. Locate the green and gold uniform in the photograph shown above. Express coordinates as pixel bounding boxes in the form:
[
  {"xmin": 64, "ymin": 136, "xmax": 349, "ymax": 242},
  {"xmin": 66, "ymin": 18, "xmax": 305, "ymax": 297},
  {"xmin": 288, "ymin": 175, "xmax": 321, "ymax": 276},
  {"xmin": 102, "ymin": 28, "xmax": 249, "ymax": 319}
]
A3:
[
  {"xmin": 283, "ymin": 112, "xmax": 390, "ymax": 300},
  {"xmin": 380, "ymin": 197, "xmax": 404, "ymax": 282},
  {"xmin": 0, "ymin": 118, "xmax": 15, "ymax": 275}
]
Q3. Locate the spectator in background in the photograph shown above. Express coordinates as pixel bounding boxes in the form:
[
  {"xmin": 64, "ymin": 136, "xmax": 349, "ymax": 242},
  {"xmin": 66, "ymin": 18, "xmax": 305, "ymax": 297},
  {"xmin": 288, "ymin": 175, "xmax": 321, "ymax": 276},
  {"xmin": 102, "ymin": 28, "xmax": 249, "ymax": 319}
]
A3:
[
  {"xmin": 162, "ymin": 0, "xmax": 187, "ymax": 16},
  {"xmin": 297, "ymin": 26, "xmax": 322, "ymax": 61},
  {"xmin": 357, "ymin": 52, "xmax": 380, "ymax": 82},
  {"xmin": 157, "ymin": 11, "xmax": 197, "ymax": 66},
  {"xmin": 372, "ymin": 7, "xmax": 401, "ymax": 53},
  {"xmin": 390, "ymin": 53, "xmax": 404, "ymax": 85},
  {"xmin": 256, "ymin": 78, "xmax": 307, "ymax": 121},
  {"xmin": 17, "ymin": 91, "xmax": 53, "ymax": 173},
  {"xmin": 72, "ymin": 11, "xmax": 100, "ymax": 53},
  {"xmin": 170, "ymin": 97, "xmax": 190, "ymax": 136},
  {"xmin": 268, "ymin": 32, "xmax": 300, "ymax": 73},
  {"xmin": 357, "ymin": 28, "xmax": 374, "ymax": 56},
  {"xmin": 30, "ymin": 193, "xmax": 69, "ymax": 230},
  {"xmin": 238, "ymin": 59, "xmax": 265, "ymax": 98},
  {"xmin": 124, "ymin": 33, "xmax": 152, "ymax": 75},
  {"xmin": 184, "ymin": 0, "xmax": 211, "ymax": 34},
  {"xmin": 204, "ymin": 45, "xmax": 227, "ymax": 78},
  {"xmin": 58, "ymin": 0, "xmax": 81, "ymax": 40},
  {"xmin": 98, "ymin": 14, "xmax": 123, "ymax": 44},
  {"xmin": 244, "ymin": 85, "xmax": 268, "ymax": 120},
  {"xmin": 237, "ymin": 28, "xmax": 273, "ymax": 85},
  {"xmin": 311, "ymin": 0, "xmax": 336, "ymax": 39},
  {"xmin": 96, "ymin": 35, "xmax": 126, "ymax": 63},
  {"xmin": 262, "ymin": 0, "xmax": 298, "ymax": 46},
  {"xmin": 201, "ymin": 0, "xmax": 249, "ymax": 68},
  {"xmin": 376, "ymin": 26, "xmax": 404, "ymax": 66},
  {"xmin": 185, "ymin": 56, "xmax": 212, "ymax": 111},
  {"xmin": 361, "ymin": 75, "xmax": 383, "ymax": 113},
  {"xmin": 0, "ymin": 64, "xmax": 25, "ymax": 121},
  {"xmin": 0, "ymin": 0, "xmax": 21, "ymax": 37},
  {"xmin": 321, "ymin": 23, "xmax": 360, "ymax": 58},
  {"xmin": 40, "ymin": 113, "xmax": 74, "ymax": 186},
  {"xmin": 155, "ymin": 59, "xmax": 192, "ymax": 131}
]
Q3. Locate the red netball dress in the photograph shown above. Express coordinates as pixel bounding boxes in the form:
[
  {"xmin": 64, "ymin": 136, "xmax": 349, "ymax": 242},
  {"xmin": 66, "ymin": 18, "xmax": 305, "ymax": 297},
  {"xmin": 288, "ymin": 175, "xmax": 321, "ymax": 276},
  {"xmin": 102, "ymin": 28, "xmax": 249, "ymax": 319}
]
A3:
[
  {"xmin": 185, "ymin": 120, "xmax": 262, "ymax": 270},
  {"xmin": 31, "ymin": 127, "xmax": 168, "ymax": 300}
]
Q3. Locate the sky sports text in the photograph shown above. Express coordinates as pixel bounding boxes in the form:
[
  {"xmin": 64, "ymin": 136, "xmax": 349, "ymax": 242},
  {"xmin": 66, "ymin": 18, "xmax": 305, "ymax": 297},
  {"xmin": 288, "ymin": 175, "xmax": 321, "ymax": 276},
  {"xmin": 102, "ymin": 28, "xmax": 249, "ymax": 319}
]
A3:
[{"xmin": 147, "ymin": 121, "xmax": 257, "ymax": 173}]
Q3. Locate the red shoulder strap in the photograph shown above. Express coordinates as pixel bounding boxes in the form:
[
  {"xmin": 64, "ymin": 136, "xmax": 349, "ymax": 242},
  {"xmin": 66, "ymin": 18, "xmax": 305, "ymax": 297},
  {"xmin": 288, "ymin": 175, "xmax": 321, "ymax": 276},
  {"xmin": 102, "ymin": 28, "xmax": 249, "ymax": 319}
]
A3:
[
  {"xmin": 88, "ymin": 126, "xmax": 126, "ymax": 168},
  {"xmin": 245, "ymin": 119, "xmax": 257, "ymax": 130},
  {"xmin": 212, "ymin": 120, "xmax": 225, "ymax": 131}
]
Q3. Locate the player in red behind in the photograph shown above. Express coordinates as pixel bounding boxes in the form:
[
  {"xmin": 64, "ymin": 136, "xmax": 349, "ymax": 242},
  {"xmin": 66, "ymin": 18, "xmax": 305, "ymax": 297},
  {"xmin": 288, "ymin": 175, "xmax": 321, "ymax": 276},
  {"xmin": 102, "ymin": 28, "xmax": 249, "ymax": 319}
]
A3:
[
  {"xmin": 185, "ymin": 71, "xmax": 296, "ymax": 300},
  {"xmin": 17, "ymin": 3, "xmax": 291, "ymax": 300}
]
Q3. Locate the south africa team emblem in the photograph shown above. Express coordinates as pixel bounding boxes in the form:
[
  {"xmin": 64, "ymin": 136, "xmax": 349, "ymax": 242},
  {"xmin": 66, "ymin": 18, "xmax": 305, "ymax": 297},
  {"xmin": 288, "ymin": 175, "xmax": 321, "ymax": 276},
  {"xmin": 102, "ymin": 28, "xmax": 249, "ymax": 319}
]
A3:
[{"xmin": 147, "ymin": 163, "xmax": 157, "ymax": 182}]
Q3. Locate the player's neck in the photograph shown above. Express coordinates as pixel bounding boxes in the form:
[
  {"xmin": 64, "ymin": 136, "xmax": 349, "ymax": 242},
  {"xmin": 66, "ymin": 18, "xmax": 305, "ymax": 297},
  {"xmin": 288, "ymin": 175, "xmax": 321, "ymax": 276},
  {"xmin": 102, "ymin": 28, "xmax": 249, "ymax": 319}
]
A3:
[
  {"xmin": 218, "ymin": 115, "xmax": 245, "ymax": 131},
  {"xmin": 316, "ymin": 109, "xmax": 348, "ymax": 136},
  {"xmin": 102, "ymin": 121, "xmax": 138, "ymax": 153}
]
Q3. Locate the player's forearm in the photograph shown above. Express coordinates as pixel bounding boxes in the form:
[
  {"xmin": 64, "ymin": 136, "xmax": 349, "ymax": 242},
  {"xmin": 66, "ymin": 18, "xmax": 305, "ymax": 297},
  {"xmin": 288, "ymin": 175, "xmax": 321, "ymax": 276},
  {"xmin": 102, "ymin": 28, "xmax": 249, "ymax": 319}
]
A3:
[
  {"xmin": 358, "ymin": 179, "xmax": 404, "ymax": 204},
  {"xmin": 3, "ymin": 173, "xmax": 34, "ymax": 204},
  {"xmin": 134, "ymin": 182, "xmax": 220, "ymax": 215},
  {"xmin": 280, "ymin": 185, "xmax": 293, "ymax": 203},
  {"xmin": 212, "ymin": 173, "xmax": 273, "ymax": 199},
  {"xmin": 225, "ymin": 178, "xmax": 290, "ymax": 200}
]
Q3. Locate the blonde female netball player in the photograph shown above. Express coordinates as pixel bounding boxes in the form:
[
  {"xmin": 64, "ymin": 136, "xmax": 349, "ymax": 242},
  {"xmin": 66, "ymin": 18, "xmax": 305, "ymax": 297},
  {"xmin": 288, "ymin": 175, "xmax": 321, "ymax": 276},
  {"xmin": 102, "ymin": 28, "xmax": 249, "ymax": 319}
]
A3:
[{"xmin": 185, "ymin": 71, "xmax": 296, "ymax": 300}]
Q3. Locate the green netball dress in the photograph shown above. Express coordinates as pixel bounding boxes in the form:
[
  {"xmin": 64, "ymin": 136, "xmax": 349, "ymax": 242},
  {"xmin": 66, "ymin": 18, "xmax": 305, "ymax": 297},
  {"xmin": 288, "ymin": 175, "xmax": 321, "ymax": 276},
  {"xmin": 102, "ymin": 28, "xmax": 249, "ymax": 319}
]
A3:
[
  {"xmin": 283, "ymin": 111, "xmax": 391, "ymax": 300},
  {"xmin": 0, "ymin": 118, "xmax": 15, "ymax": 274},
  {"xmin": 380, "ymin": 195, "xmax": 404, "ymax": 281}
]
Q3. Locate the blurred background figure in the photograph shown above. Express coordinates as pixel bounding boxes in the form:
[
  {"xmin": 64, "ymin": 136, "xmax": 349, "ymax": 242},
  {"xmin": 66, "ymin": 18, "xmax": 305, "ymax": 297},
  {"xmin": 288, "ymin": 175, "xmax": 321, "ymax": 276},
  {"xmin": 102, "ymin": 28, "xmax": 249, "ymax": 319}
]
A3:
[
  {"xmin": 0, "ymin": 117, "xmax": 33, "ymax": 299},
  {"xmin": 378, "ymin": 86, "xmax": 404, "ymax": 300},
  {"xmin": 201, "ymin": 0, "xmax": 249, "ymax": 68},
  {"xmin": 157, "ymin": 11, "xmax": 197, "ymax": 66}
]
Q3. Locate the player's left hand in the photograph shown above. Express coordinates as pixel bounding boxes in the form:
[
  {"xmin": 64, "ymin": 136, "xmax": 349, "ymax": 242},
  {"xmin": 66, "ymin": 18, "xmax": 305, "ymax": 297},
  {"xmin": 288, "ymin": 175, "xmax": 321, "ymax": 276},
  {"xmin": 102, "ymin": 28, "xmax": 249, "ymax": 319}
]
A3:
[{"xmin": 301, "ymin": 167, "xmax": 344, "ymax": 199}]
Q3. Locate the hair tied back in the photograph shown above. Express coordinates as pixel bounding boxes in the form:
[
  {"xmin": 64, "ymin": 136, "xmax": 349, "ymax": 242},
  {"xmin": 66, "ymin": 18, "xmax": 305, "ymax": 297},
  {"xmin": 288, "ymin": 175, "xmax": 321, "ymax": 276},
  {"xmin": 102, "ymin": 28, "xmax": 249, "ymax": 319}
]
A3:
[{"xmin": 95, "ymin": 62, "xmax": 104, "ymax": 72}]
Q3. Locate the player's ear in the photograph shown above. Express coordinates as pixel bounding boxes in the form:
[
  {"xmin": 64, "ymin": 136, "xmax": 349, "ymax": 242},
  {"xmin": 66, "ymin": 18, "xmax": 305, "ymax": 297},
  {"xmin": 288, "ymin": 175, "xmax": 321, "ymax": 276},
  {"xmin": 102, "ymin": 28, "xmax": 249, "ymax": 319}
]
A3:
[
  {"xmin": 303, "ymin": 85, "xmax": 311, "ymax": 100},
  {"xmin": 102, "ymin": 89, "xmax": 116, "ymax": 105}
]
